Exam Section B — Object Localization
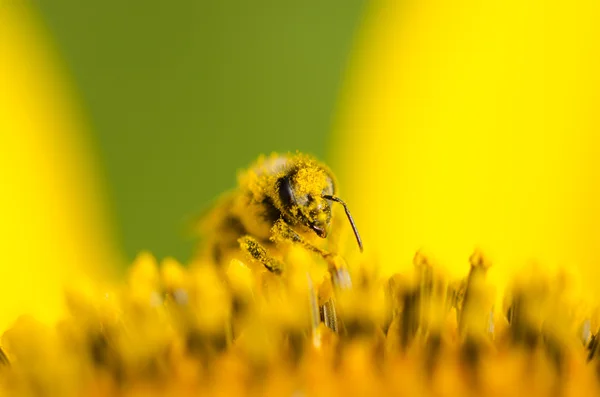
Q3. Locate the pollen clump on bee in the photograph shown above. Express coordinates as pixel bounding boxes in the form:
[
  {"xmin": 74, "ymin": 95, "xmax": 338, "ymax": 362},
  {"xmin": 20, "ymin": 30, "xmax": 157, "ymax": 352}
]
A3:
[
  {"xmin": 292, "ymin": 162, "xmax": 331, "ymax": 198},
  {"xmin": 0, "ymin": 248, "xmax": 599, "ymax": 396},
  {"xmin": 235, "ymin": 153, "xmax": 333, "ymax": 210}
]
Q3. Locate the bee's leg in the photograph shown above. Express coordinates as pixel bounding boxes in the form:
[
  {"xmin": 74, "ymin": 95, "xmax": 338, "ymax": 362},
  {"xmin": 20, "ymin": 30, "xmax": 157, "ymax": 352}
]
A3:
[
  {"xmin": 307, "ymin": 274, "xmax": 324, "ymax": 347},
  {"xmin": 271, "ymin": 219, "xmax": 330, "ymax": 258},
  {"xmin": 0, "ymin": 347, "xmax": 9, "ymax": 366},
  {"xmin": 321, "ymin": 298, "xmax": 339, "ymax": 333},
  {"xmin": 271, "ymin": 219, "xmax": 351, "ymax": 288},
  {"xmin": 271, "ymin": 219, "xmax": 351, "ymax": 334},
  {"xmin": 238, "ymin": 236, "xmax": 284, "ymax": 274}
]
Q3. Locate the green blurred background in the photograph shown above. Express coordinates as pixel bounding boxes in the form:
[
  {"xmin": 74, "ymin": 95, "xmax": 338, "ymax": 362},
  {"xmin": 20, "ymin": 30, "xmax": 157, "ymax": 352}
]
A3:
[{"xmin": 35, "ymin": 0, "xmax": 366, "ymax": 263}]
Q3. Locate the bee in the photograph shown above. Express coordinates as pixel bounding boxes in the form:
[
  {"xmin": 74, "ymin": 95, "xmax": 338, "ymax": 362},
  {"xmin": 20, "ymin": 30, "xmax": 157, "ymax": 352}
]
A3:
[{"xmin": 197, "ymin": 152, "xmax": 362, "ymax": 274}]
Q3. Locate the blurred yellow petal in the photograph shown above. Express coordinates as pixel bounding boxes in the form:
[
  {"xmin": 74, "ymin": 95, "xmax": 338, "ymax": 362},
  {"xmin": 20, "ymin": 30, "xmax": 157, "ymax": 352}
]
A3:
[
  {"xmin": 333, "ymin": 0, "xmax": 600, "ymax": 296},
  {"xmin": 0, "ymin": 4, "xmax": 120, "ymax": 330}
]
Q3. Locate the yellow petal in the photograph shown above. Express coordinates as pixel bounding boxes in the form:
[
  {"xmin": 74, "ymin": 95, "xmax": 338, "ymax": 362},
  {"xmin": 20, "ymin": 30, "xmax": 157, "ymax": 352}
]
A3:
[
  {"xmin": 0, "ymin": 4, "xmax": 121, "ymax": 331},
  {"xmin": 333, "ymin": 0, "xmax": 600, "ymax": 297}
]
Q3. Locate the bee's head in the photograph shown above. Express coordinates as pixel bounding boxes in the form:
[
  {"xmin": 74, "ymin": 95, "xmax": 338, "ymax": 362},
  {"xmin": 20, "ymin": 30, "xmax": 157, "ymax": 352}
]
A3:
[
  {"xmin": 276, "ymin": 172, "xmax": 334, "ymax": 238},
  {"xmin": 276, "ymin": 167, "xmax": 363, "ymax": 251}
]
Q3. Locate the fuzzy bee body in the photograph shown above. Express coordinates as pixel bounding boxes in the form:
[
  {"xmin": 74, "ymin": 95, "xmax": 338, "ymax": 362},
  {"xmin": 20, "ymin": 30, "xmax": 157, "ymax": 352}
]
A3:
[{"xmin": 197, "ymin": 152, "xmax": 361, "ymax": 272}]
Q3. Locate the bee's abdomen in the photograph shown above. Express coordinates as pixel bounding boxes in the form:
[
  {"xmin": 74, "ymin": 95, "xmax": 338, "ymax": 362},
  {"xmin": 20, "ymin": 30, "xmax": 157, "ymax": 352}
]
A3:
[
  {"xmin": 210, "ymin": 215, "xmax": 249, "ymax": 264},
  {"xmin": 208, "ymin": 198, "xmax": 281, "ymax": 266}
]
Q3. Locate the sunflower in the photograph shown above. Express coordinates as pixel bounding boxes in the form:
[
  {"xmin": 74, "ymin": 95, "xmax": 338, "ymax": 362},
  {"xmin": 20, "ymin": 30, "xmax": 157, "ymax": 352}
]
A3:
[{"xmin": 2, "ymin": 0, "xmax": 600, "ymax": 396}]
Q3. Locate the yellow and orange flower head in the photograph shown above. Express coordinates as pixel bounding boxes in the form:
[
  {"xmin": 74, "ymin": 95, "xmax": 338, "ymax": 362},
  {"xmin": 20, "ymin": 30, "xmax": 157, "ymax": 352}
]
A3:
[
  {"xmin": 2, "ymin": 0, "xmax": 600, "ymax": 395},
  {"xmin": 2, "ymin": 247, "xmax": 600, "ymax": 396}
]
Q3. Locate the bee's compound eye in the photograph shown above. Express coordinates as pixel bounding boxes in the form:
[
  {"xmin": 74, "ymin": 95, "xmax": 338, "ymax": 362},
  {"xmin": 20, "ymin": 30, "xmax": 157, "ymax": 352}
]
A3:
[{"xmin": 277, "ymin": 176, "xmax": 295, "ymax": 207}]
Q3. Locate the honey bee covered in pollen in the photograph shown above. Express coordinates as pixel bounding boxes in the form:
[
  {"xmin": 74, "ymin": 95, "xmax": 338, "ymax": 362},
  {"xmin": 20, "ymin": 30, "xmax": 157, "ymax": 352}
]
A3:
[{"xmin": 195, "ymin": 152, "xmax": 363, "ymax": 274}]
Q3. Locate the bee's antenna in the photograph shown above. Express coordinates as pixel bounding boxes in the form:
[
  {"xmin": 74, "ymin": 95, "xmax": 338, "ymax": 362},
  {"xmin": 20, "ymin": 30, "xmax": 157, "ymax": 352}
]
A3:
[{"xmin": 322, "ymin": 194, "xmax": 363, "ymax": 252}]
